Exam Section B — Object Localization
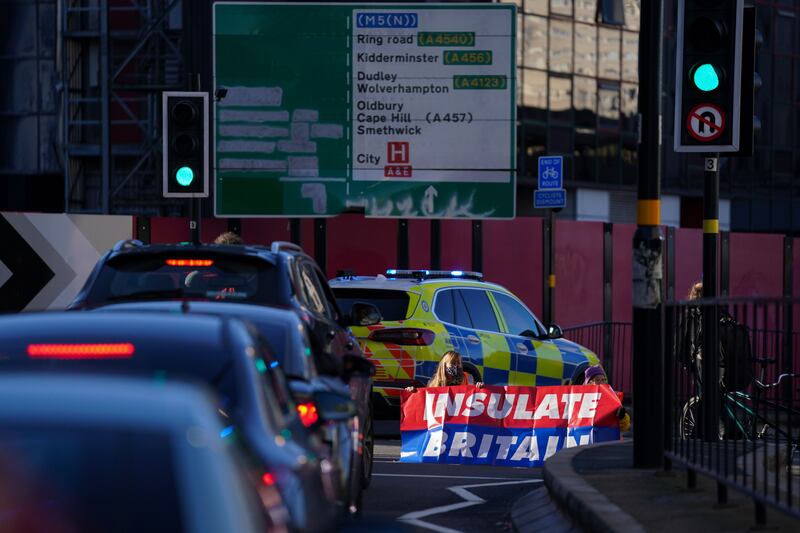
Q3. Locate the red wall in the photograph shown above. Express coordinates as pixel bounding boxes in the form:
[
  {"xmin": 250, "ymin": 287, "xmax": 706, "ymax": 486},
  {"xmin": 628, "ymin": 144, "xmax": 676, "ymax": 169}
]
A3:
[
  {"xmin": 440, "ymin": 220, "xmax": 472, "ymax": 271},
  {"xmin": 674, "ymin": 228, "xmax": 702, "ymax": 300},
  {"xmin": 327, "ymin": 214, "xmax": 397, "ymax": 277},
  {"xmin": 482, "ymin": 218, "xmax": 543, "ymax": 316},
  {"xmin": 728, "ymin": 233, "xmax": 783, "ymax": 297},
  {"xmin": 612, "ymin": 224, "xmax": 636, "ymax": 323},
  {"xmin": 554, "ymin": 220, "xmax": 604, "ymax": 326}
]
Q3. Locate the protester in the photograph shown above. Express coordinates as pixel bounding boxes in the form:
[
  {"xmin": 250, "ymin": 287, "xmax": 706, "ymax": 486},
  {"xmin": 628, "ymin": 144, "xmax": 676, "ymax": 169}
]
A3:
[
  {"xmin": 405, "ymin": 350, "xmax": 483, "ymax": 392},
  {"xmin": 584, "ymin": 365, "xmax": 631, "ymax": 432},
  {"xmin": 214, "ymin": 231, "xmax": 244, "ymax": 245}
]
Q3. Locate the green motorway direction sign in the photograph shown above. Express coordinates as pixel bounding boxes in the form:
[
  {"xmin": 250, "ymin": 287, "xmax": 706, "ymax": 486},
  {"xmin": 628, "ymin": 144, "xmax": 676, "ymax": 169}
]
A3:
[{"xmin": 213, "ymin": 3, "xmax": 516, "ymax": 218}]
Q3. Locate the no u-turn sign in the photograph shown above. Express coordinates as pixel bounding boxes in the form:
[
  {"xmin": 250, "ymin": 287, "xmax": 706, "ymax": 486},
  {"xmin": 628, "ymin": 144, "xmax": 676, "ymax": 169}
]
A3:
[{"xmin": 686, "ymin": 103, "xmax": 725, "ymax": 142}]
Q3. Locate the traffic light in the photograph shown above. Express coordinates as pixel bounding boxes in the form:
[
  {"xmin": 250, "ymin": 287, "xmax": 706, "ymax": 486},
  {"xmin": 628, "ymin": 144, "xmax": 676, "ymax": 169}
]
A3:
[
  {"xmin": 163, "ymin": 92, "xmax": 209, "ymax": 197},
  {"xmin": 674, "ymin": 0, "xmax": 744, "ymax": 153}
]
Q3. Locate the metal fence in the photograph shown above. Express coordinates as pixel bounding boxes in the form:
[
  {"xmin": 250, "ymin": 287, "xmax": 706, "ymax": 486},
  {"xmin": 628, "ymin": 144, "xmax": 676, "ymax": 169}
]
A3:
[
  {"xmin": 562, "ymin": 321, "xmax": 633, "ymax": 399},
  {"xmin": 664, "ymin": 297, "xmax": 800, "ymax": 522}
]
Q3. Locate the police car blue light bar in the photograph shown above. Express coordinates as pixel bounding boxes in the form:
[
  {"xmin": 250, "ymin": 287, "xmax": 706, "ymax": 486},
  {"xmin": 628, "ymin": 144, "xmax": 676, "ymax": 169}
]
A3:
[{"xmin": 384, "ymin": 269, "xmax": 483, "ymax": 281}]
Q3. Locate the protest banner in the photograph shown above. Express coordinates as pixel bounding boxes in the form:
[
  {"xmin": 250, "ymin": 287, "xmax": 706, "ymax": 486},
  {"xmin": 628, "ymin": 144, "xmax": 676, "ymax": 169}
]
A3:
[{"xmin": 399, "ymin": 384, "xmax": 622, "ymax": 466}]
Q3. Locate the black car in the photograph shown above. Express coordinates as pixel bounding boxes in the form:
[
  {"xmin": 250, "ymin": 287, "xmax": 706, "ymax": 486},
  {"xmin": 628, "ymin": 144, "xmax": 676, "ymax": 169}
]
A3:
[
  {"xmin": 98, "ymin": 300, "xmax": 367, "ymax": 515},
  {"xmin": 68, "ymin": 239, "xmax": 382, "ymax": 487},
  {"xmin": 0, "ymin": 311, "xmax": 337, "ymax": 532}
]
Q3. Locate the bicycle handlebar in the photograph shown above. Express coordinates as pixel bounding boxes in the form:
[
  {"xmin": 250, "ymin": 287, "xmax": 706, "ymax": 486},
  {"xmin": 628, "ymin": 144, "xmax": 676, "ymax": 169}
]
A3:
[{"xmin": 754, "ymin": 373, "xmax": 798, "ymax": 389}]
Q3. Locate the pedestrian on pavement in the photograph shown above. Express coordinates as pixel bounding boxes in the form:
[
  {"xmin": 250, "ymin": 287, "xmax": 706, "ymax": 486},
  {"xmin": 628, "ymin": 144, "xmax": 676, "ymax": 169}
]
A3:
[
  {"xmin": 214, "ymin": 231, "xmax": 244, "ymax": 245},
  {"xmin": 405, "ymin": 350, "xmax": 483, "ymax": 392},
  {"xmin": 584, "ymin": 365, "xmax": 631, "ymax": 432},
  {"xmin": 680, "ymin": 281, "xmax": 704, "ymax": 378}
]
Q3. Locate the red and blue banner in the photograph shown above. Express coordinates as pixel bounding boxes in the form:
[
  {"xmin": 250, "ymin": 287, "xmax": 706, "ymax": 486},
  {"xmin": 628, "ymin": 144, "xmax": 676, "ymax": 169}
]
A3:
[{"xmin": 400, "ymin": 384, "xmax": 622, "ymax": 466}]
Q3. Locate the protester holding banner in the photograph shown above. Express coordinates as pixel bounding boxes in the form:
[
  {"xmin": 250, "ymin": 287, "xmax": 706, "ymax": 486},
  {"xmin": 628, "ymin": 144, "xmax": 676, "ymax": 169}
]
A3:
[
  {"xmin": 405, "ymin": 351, "xmax": 483, "ymax": 392},
  {"xmin": 584, "ymin": 365, "xmax": 631, "ymax": 432}
]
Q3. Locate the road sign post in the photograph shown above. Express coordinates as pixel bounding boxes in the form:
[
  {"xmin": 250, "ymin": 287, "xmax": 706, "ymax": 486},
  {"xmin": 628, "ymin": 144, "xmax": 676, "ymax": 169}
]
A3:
[
  {"xmin": 213, "ymin": 3, "xmax": 516, "ymax": 219},
  {"xmin": 535, "ymin": 155, "xmax": 565, "ymax": 325}
]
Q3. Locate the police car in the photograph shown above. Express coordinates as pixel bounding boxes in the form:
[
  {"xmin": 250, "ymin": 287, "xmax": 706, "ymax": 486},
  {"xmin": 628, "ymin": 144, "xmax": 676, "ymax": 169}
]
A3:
[{"xmin": 330, "ymin": 270, "xmax": 602, "ymax": 413}]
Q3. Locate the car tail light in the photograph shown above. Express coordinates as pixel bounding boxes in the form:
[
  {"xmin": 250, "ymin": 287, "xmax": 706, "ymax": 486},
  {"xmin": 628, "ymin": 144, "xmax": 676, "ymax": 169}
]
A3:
[
  {"xmin": 165, "ymin": 259, "xmax": 214, "ymax": 267},
  {"xmin": 296, "ymin": 402, "xmax": 319, "ymax": 427},
  {"xmin": 368, "ymin": 328, "xmax": 435, "ymax": 346},
  {"xmin": 27, "ymin": 343, "xmax": 135, "ymax": 359},
  {"xmin": 261, "ymin": 472, "xmax": 276, "ymax": 486}
]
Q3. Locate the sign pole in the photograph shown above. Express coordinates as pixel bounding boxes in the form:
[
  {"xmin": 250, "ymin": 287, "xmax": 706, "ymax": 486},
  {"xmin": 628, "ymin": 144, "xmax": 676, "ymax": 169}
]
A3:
[
  {"xmin": 190, "ymin": 73, "xmax": 201, "ymax": 245},
  {"xmin": 701, "ymin": 152, "xmax": 720, "ymax": 441},
  {"xmin": 633, "ymin": 0, "xmax": 664, "ymax": 468}
]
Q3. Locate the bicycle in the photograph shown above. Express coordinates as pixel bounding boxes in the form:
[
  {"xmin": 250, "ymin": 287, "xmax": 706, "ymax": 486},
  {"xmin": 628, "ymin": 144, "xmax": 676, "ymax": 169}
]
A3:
[{"xmin": 679, "ymin": 361, "xmax": 800, "ymax": 471}]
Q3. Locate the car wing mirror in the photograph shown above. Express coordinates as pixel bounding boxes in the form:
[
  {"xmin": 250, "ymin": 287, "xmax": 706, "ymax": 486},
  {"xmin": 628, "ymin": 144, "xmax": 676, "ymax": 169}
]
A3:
[
  {"xmin": 341, "ymin": 354, "xmax": 375, "ymax": 379},
  {"xmin": 547, "ymin": 324, "xmax": 563, "ymax": 339},
  {"xmin": 349, "ymin": 302, "xmax": 382, "ymax": 327},
  {"xmin": 313, "ymin": 390, "xmax": 356, "ymax": 422}
]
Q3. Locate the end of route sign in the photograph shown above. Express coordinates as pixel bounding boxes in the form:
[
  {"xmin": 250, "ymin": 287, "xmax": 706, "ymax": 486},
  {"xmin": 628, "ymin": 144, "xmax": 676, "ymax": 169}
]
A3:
[{"xmin": 213, "ymin": 3, "xmax": 516, "ymax": 219}]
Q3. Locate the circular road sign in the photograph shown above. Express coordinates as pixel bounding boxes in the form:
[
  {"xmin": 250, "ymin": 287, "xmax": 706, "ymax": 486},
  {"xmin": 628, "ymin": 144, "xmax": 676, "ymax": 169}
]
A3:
[{"xmin": 686, "ymin": 103, "xmax": 725, "ymax": 142}]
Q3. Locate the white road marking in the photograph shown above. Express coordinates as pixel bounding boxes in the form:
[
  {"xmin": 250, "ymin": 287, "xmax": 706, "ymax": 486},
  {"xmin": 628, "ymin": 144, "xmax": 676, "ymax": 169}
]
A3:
[
  {"xmin": 374, "ymin": 473, "xmax": 527, "ymax": 481},
  {"xmin": 397, "ymin": 478, "xmax": 543, "ymax": 533}
]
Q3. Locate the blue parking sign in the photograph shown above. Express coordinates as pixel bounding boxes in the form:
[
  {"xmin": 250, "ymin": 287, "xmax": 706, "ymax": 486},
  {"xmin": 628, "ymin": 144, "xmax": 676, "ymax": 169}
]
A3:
[{"xmin": 538, "ymin": 156, "xmax": 563, "ymax": 189}]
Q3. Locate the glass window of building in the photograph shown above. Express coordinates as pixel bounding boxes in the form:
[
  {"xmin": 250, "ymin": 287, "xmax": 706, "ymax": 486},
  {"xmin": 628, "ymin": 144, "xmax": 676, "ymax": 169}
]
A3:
[
  {"xmin": 574, "ymin": 23, "xmax": 597, "ymax": 77},
  {"xmin": 517, "ymin": 14, "xmax": 524, "ymax": 67},
  {"xmin": 598, "ymin": 82, "xmax": 620, "ymax": 130},
  {"xmin": 521, "ymin": 69, "xmax": 548, "ymax": 122},
  {"xmin": 524, "ymin": 15, "xmax": 548, "ymax": 70},
  {"xmin": 623, "ymin": 0, "xmax": 640, "ymax": 31},
  {"xmin": 597, "ymin": 131, "xmax": 621, "ymax": 183},
  {"xmin": 600, "ymin": 0, "xmax": 625, "ymax": 25},
  {"xmin": 598, "ymin": 27, "xmax": 621, "ymax": 80},
  {"xmin": 549, "ymin": 18, "xmax": 573, "ymax": 73},
  {"xmin": 575, "ymin": 0, "xmax": 597, "ymax": 23},
  {"xmin": 550, "ymin": 0, "xmax": 572, "ymax": 17},
  {"xmin": 620, "ymin": 82, "xmax": 638, "ymax": 133},
  {"xmin": 621, "ymin": 31, "xmax": 638, "ymax": 82},
  {"xmin": 526, "ymin": 0, "xmax": 548, "ymax": 16},
  {"xmin": 622, "ymin": 135, "xmax": 637, "ymax": 185},
  {"xmin": 521, "ymin": 122, "xmax": 547, "ymax": 175},
  {"xmin": 575, "ymin": 130, "xmax": 597, "ymax": 183},
  {"xmin": 549, "ymin": 75, "xmax": 572, "ymax": 123},
  {"xmin": 548, "ymin": 125, "xmax": 572, "ymax": 153},
  {"xmin": 574, "ymin": 76, "xmax": 597, "ymax": 128}
]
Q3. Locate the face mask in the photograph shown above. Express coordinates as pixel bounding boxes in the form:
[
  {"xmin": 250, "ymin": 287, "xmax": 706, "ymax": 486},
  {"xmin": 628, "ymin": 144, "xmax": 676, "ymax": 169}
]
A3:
[{"xmin": 445, "ymin": 365, "xmax": 460, "ymax": 377}]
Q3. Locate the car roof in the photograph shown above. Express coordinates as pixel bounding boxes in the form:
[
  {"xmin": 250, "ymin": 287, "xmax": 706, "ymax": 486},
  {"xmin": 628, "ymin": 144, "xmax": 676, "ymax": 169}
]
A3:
[
  {"xmin": 0, "ymin": 373, "xmax": 221, "ymax": 430},
  {"xmin": 97, "ymin": 300, "xmax": 302, "ymax": 325},
  {"xmin": 106, "ymin": 242, "xmax": 280, "ymax": 265},
  {"xmin": 329, "ymin": 276, "xmax": 509, "ymax": 293},
  {"xmin": 0, "ymin": 311, "xmax": 236, "ymax": 377}
]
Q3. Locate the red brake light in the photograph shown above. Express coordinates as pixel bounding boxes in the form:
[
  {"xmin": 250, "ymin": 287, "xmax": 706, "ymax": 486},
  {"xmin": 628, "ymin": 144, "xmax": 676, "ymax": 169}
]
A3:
[
  {"xmin": 368, "ymin": 328, "xmax": 435, "ymax": 346},
  {"xmin": 296, "ymin": 402, "xmax": 319, "ymax": 427},
  {"xmin": 27, "ymin": 343, "xmax": 135, "ymax": 359},
  {"xmin": 165, "ymin": 259, "xmax": 214, "ymax": 267},
  {"xmin": 261, "ymin": 472, "xmax": 276, "ymax": 486}
]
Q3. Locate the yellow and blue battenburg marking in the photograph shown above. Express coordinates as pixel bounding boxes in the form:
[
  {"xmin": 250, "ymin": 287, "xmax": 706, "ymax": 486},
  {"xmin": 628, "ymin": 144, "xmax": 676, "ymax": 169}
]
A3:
[{"xmin": 348, "ymin": 277, "xmax": 602, "ymax": 404}]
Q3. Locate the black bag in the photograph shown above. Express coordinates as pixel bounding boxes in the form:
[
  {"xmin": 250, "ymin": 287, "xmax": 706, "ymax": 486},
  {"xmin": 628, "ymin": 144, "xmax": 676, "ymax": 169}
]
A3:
[{"xmin": 719, "ymin": 314, "xmax": 753, "ymax": 391}]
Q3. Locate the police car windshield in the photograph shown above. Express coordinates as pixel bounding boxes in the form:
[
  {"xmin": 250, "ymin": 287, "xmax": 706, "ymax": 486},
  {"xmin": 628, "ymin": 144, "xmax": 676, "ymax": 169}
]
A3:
[
  {"xmin": 89, "ymin": 255, "xmax": 281, "ymax": 306},
  {"xmin": 333, "ymin": 288, "xmax": 410, "ymax": 321}
]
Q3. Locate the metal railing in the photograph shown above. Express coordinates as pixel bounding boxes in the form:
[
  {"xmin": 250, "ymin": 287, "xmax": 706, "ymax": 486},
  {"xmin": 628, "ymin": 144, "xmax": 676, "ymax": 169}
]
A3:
[
  {"xmin": 562, "ymin": 321, "xmax": 633, "ymax": 399},
  {"xmin": 665, "ymin": 297, "xmax": 800, "ymax": 523}
]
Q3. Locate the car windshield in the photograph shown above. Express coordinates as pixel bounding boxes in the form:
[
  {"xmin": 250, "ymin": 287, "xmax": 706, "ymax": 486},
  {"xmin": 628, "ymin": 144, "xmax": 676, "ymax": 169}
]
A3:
[
  {"xmin": 250, "ymin": 320, "xmax": 313, "ymax": 380},
  {"xmin": 86, "ymin": 254, "xmax": 281, "ymax": 307},
  {"xmin": 333, "ymin": 288, "xmax": 410, "ymax": 321},
  {"xmin": 0, "ymin": 424, "xmax": 184, "ymax": 532}
]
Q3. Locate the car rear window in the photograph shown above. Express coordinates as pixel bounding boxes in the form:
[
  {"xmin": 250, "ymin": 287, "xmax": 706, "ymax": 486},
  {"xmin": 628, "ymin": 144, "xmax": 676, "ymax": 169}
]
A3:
[
  {"xmin": 332, "ymin": 288, "xmax": 411, "ymax": 321},
  {"xmin": 0, "ymin": 425, "xmax": 184, "ymax": 533},
  {"xmin": 87, "ymin": 254, "xmax": 282, "ymax": 306}
]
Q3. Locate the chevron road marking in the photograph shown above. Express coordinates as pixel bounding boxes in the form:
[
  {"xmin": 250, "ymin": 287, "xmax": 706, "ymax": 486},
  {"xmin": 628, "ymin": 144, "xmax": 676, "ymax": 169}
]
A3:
[{"xmin": 397, "ymin": 478, "xmax": 543, "ymax": 533}]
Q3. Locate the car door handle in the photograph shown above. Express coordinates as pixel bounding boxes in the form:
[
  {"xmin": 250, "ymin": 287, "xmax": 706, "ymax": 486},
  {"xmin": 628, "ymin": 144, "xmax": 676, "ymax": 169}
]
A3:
[{"xmin": 467, "ymin": 335, "xmax": 480, "ymax": 345}]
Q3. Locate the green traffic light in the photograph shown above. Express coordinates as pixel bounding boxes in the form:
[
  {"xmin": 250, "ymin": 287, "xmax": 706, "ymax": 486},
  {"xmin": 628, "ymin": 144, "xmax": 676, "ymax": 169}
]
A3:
[
  {"xmin": 693, "ymin": 63, "xmax": 720, "ymax": 92},
  {"xmin": 176, "ymin": 166, "xmax": 195, "ymax": 186}
]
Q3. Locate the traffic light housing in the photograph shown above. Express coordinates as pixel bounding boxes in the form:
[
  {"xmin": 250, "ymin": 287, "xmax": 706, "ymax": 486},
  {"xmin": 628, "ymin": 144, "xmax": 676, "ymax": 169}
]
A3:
[
  {"xmin": 674, "ymin": 0, "xmax": 743, "ymax": 153},
  {"xmin": 163, "ymin": 92, "xmax": 209, "ymax": 197}
]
